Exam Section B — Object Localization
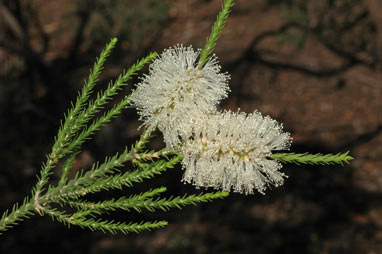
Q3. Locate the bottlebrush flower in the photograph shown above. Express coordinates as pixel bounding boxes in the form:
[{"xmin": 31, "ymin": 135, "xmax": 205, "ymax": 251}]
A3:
[
  {"xmin": 181, "ymin": 110, "xmax": 292, "ymax": 195},
  {"xmin": 130, "ymin": 45, "xmax": 230, "ymax": 149}
]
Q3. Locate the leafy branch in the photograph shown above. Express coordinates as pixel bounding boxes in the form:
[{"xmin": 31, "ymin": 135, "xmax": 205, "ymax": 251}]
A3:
[
  {"xmin": 0, "ymin": 197, "xmax": 35, "ymax": 234},
  {"xmin": 198, "ymin": 0, "xmax": 234, "ymax": 67},
  {"xmin": 0, "ymin": 36, "xmax": 229, "ymax": 235},
  {"xmin": 67, "ymin": 190, "xmax": 229, "ymax": 213},
  {"xmin": 270, "ymin": 151, "xmax": 353, "ymax": 166},
  {"xmin": 0, "ymin": 0, "xmax": 354, "ymax": 239}
]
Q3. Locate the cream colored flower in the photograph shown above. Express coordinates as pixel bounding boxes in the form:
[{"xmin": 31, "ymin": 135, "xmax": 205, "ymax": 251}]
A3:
[
  {"xmin": 130, "ymin": 45, "xmax": 230, "ymax": 149},
  {"xmin": 181, "ymin": 110, "xmax": 291, "ymax": 194}
]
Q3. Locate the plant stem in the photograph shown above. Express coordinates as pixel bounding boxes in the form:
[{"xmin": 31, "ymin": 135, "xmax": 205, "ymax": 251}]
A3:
[{"xmin": 0, "ymin": 197, "xmax": 36, "ymax": 234}]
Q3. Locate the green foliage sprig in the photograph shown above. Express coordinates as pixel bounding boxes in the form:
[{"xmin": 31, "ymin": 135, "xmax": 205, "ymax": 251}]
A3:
[
  {"xmin": 0, "ymin": 38, "xmax": 228, "ymax": 235},
  {"xmin": 270, "ymin": 151, "xmax": 353, "ymax": 166},
  {"xmin": 0, "ymin": 197, "xmax": 34, "ymax": 233},
  {"xmin": 198, "ymin": 0, "xmax": 235, "ymax": 67}
]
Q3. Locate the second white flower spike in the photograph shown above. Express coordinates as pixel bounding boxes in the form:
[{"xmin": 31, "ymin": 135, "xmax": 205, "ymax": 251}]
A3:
[{"xmin": 181, "ymin": 110, "xmax": 292, "ymax": 195}]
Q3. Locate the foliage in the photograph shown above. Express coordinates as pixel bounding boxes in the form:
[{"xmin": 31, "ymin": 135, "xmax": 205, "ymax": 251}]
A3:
[
  {"xmin": 270, "ymin": 151, "xmax": 353, "ymax": 166},
  {"xmin": 199, "ymin": 0, "xmax": 235, "ymax": 67}
]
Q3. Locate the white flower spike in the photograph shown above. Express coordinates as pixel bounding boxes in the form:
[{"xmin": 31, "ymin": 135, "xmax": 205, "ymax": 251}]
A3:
[
  {"xmin": 130, "ymin": 45, "xmax": 230, "ymax": 149},
  {"xmin": 181, "ymin": 110, "xmax": 292, "ymax": 195}
]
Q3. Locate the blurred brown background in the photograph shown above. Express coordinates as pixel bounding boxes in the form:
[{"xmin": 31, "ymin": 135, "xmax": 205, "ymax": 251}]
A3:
[{"xmin": 0, "ymin": 0, "xmax": 381, "ymax": 253}]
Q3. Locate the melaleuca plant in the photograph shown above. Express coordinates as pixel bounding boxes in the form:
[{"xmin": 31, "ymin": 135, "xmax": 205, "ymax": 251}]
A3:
[{"xmin": 0, "ymin": 0, "xmax": 352, "ymax": 235}]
